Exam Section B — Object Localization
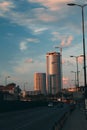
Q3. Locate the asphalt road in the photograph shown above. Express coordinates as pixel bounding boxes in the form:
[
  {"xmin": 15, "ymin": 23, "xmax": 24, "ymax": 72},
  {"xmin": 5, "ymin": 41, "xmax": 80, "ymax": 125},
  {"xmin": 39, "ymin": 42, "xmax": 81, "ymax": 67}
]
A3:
[{"xmin": 0, "ymin": 105, "xmax": 68, "ymax": 130}]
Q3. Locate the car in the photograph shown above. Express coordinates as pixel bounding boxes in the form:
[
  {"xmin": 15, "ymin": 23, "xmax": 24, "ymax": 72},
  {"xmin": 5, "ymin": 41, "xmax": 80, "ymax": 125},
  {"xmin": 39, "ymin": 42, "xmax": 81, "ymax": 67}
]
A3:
[{"xmin": 48, "ymin": 102, "xmax": 53, "ymax": 107}]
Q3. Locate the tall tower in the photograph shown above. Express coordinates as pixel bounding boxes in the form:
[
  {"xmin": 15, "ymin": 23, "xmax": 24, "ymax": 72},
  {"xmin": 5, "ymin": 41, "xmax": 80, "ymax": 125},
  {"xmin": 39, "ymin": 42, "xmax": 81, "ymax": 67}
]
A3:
[
  {"xmin": 46, "ymin": 52, "xmax": 62, "ymax": 95},
  {"xmin": 34, "ymin": 73, "xmax": 46, "ymax": 95}
]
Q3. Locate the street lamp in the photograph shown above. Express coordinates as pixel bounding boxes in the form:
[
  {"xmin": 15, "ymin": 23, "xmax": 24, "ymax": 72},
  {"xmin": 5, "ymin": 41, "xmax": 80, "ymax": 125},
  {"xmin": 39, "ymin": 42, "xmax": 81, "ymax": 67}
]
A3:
[
  {"xmin": 71, "ymin": 71, "xmax": 76, "ymax": 87},
  {"xmin": 67, "ymin": 3, "xmax": 87, "ymax": 93},
  {"xmin": 70, "ymin": 55, "xmax": 82, "ymax": 87},
  {"xmin": 5, "ymin": 76, "xmax": 10, "ymax": 86},
  {"xmin": 24, "ymin": 82, "xmax": 28, "ymax": 90}
]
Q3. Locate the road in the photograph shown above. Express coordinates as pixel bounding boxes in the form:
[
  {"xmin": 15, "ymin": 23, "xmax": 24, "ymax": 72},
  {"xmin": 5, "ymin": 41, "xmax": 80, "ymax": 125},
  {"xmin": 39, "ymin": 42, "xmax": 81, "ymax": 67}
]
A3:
[{"xmin": 0, "ymin": 105, "xmax": 69, "ymax": 130}]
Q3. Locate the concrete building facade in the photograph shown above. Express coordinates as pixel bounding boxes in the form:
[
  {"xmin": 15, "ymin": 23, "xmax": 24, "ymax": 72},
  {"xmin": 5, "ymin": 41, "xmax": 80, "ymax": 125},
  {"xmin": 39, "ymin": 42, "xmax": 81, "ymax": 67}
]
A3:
[
  {"xmin": 34, "ymin": 73, "xmax": 46, "ymax": 95},
  {"xmin": 46, "ymin": 52, "xmax": 62, "ymax": 95}
]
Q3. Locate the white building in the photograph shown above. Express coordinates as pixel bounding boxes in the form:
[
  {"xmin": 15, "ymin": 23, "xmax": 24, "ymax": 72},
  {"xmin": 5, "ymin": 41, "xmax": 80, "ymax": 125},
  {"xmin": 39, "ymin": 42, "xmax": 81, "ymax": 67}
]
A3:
[
  {"xmin": 46, "ymin": 52, "xmax": 62, "ymax": 95},
  {"xmin": 34, "ymin": 73, "xmax": 46, "ymax": 95}
]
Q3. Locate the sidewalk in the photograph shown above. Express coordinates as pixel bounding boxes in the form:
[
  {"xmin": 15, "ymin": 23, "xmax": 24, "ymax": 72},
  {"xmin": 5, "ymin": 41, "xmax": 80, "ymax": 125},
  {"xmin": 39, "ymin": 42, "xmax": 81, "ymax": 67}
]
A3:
[{"xmin": 62, "ymin": 107, "xmax": 87, "ymax": 130}]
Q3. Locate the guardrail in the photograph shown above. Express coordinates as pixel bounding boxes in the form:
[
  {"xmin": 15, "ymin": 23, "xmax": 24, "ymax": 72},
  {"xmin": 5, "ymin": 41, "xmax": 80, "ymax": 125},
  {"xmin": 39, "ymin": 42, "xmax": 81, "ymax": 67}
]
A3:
[{"xmin": 52, "ymin": 103, "xmax": 76, "ymax": 130}]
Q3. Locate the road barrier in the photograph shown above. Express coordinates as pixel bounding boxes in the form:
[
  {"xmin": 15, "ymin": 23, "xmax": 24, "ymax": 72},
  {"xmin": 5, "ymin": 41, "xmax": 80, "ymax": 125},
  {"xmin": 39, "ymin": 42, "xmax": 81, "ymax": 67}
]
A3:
[{"xmin": 52, "ymin": 103, "xmax": 76, "ymax": 130}]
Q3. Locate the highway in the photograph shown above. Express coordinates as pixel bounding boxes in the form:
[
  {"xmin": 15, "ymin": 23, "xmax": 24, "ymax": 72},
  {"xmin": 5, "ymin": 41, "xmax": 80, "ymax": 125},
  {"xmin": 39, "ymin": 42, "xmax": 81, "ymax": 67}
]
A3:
[{"xmin": 0, "ymin": 104, "xmax": 69, "ymax": 130}]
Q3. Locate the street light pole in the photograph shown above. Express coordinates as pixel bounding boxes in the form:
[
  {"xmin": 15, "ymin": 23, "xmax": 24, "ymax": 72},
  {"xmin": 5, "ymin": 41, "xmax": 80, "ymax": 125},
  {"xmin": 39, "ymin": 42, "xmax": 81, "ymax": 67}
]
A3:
[
  {"xmin": 67, "ymin": 3, "xmax": 87, "ymax": 118},
  {"xmin": 5, "ymin": 76, "xmax": 10, "ymax": 86},
  {"xmin": 82, "ymin": 5, "xmax": 87, "ymax": 90},
  {"xmin": 76, "ymin": 57, "xmax": 79, "ymax": 87},
  {"xmin": 71, "ymin": 71, "xmax": 76, "ymax": 87},
  {"xmin": 70, "ymin": 55, "xmax": 81, "ymax": 87},
  {"xmin": 24, "ymin": 82, "xmax": 28, "ymax": 92},
  {"xmin": 67, "ymin": 3, "xmax": 87, "ymax": 92}
]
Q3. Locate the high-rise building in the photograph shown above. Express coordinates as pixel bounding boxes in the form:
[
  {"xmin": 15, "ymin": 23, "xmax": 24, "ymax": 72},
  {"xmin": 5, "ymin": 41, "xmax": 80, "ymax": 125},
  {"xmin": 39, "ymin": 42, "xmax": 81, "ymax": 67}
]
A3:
[
  {"xmin": 34, "ymin": 73, "xmax": 46, "ymax": 95},
  {"xmin": 46, "ymin": 52, "xmax": 62, "ymax": 95}
]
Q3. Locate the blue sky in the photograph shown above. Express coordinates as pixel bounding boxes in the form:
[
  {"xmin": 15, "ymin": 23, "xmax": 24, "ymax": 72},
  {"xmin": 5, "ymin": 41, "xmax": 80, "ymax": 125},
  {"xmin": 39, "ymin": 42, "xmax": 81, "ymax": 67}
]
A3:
[{"xmin": 0, "ymin": 0, "xmax": 87, "ymax": 90}]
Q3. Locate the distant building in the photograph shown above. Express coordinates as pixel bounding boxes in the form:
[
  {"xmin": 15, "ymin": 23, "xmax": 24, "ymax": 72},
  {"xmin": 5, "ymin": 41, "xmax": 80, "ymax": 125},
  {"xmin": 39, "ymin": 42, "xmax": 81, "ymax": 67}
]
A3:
[
  {"xmin": 0, "ymin": 83, "xmax": 21, "ymax": 101},
  {"xmin": 21, "ymin": 90, "xmax": 41, "ymax": 97},
  {"xmin": 46, "ymin": 52, "xmax": 62, "ymax": 95},
  {"xmin": 34, "ymin": 73, "xmax": 46, "ymax": 95},
  {"xmin": 0, "ymin": 83, "xmax": 16, "ymax": 94}
]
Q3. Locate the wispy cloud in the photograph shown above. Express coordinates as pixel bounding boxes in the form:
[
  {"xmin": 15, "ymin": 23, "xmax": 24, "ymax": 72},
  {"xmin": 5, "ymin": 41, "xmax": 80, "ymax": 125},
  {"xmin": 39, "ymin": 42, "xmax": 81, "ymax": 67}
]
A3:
[
  {"xmin": 13, "ymin": 59, "xmax": 45, "ymax": 74},
  {"xmin": 0, "ymin": 0, "xmax": 82, "ymax": 36},
  {"xmin": 0, "ymin": 1, "xmax": 70, "ymax": 29},
  {"xmin": 0, "ymin": 1, "xmax": 14, "ymax": 11},
  {"xmin": 61, "ymin": 35, "xmax": 73, "ymax": 47},
  {"xmin": 51, "ymin": 32, "xmax": 72, "ymax": 41},
  {"xmin": 26, "ymin": 38, "xmax": 39, "ymax": 43},
  {"xmin": 51, "ymin": 32, "xmax": 73, "ymax": 47},
  {"xmin": 33, "ymin": 27, "xmax": 48, "ymax": 34},
  {"xmin": 2, "ymin": 9, "xmax": 49, "ymax": 34},
  {"xmin": 25, "ymin": 58, "xmax": 34, "ymax": 63},
  {"xmin": 32, "ymin": 8, "xmax": 58, "ymax": 22},
  {"xmin": 20, "ymin": 42, "xmax": 27, "ymax": 51},
  {"xmin": 28, "ymin": 0, "xmax": 72, "ymax": 11},
  {"xmin": 19, "ymin": 38, "xmax": 39, "ymax": 51},
  {"xmin": 0, "ymin": 1, "xmax": 15, "ymax": 16}
]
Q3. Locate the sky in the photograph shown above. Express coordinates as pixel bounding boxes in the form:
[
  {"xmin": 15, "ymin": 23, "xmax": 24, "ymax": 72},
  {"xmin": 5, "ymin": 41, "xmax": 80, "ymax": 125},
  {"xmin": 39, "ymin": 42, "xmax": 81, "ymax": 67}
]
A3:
[{"xmin": 0, "ymin": 0, "xmax": 87, "ymax": 90}]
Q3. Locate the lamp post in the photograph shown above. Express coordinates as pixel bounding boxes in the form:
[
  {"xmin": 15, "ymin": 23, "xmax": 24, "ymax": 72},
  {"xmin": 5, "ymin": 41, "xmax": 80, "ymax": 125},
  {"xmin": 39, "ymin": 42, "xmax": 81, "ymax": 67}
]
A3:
[
  {"xmin": 24, "ymin": 82, "xmax": 28, "ymax": 91},
  {"xmin": 67, "ymin": 3, "xmax": 87, "ymax": 93},
  {"xmin": 71, "ymin": 71, "xmax": 76, "ymax": 87},
  {"xmin": 5, "ymin": 76, "xmax": 10, "ymax": 86},
  {"xmin": 70, "ymin": 55, "xmax": 82, "ymax": 87},
  {"xmin": 67, "ymin": 4, "xmax": 87, "ymax": 118}
]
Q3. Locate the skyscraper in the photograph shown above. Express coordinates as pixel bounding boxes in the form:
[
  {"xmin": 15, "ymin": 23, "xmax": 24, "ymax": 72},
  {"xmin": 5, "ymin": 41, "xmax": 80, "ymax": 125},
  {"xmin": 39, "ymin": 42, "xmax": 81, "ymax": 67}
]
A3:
[
  {"xmin": 34, "ymin": 73, "xmax": 46, "ymax": 95},
  {"xmin": 46, "ymin": 52, "xmax": 62, "ymax": 95}
]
